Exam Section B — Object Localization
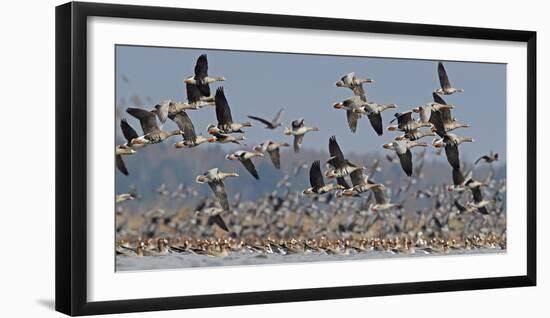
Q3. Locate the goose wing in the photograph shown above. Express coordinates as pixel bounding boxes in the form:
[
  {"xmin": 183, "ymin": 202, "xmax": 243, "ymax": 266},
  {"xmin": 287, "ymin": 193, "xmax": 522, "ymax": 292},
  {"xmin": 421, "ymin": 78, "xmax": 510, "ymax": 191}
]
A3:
[
  {"xmin": 350, "ymin": 169, "xmax": 365, "ymax": 186},
  {"xmin": 186, "ymin": 82, "xmax": 203, "ymax": 103},
  {"xmin": 194, "ymin": 54, "xmax": 208, "ymax": 79},
  {"xmin": 432, "ymin": 92, "xmax": 447, "ymax": 105},
  {"xmin": 452, "ymin": 167, "xmax": 465, "ymax": 186},
  {"xmin": 336, "ymin": 177, "xmax": 350, "ymax": 189},
  {"xmin": 474, "ymin": 155, "xmax": 490, "ymax": 164},
  {"xmin": 115, "ymin": 155, "xmax": 129, "ymax": 176},
  {"xmin": 346, "ymin": 110, "xmax": 360, "ymax": 133},
  {"xmin": 438, "ymin": 62, "xmax": 451, "ymax": 90},
  {"xmin": 207, "ymin": 214, "xmax": 229, "ymax": 232},
  {"xmin": 247, "ymin": 115, "xmax": 272, "ymax": 127},
  {"xmin": 169, "ymin": 111, "xmax": 196, "ymax": 144},
  {"xmin": 293, "ymin": 135, "xmax": 304, "ymax": 152},
  {"xmin": 328, "ymin": 136, "xmax": 346, "ymax": 168},
  {"xmin": 267, "ymin": 148, "xmax": 281, "ymax": 169},
  {"xmin": 215, "ymin": 87, "xmax": 233, "ymax": 125},
  {"xmin": 370, "ymin": 181, "xmax": 388, "ymax": 204},
  {"xmin": 397, "ymin": 149, "xmax": 413, "ymax": 177},
  {"xmin": 272, "ymin": 108, "xmax": 284, "ymax": 123},
  {"xmin": 208, "ymin": 180, "xmax": 230, "ymax": 211},
  {"xmin": 292, "ymin": 119, "xmax": 304, "ymax": 129},
  {"xmin": 454, "ymin": 200, "xmax": 467, "ymax": 213},
  {"xmin": 154, "ymin": 103, "xmax": 169, "ymax": 125},
  {"xmin": 429, "ymin": 111, "xmax": 446, "ymax": 137},
  {"xmin": 444, "ymin": 143, "xmax": 460, "ymax": 170},
  {"xmin": 351, "ymin": 84, "xmax": 365, "ymax": 97},
  {"xmin": 367, "ymin": 113, "xmax": 383, "ymax": 136},
  {"xmin": 120, "ymin": 118, "xmax": 139, "ymax": 144},
  {"xmin": 126, "ymin": 107, "xmax": 159, "ymax": 134},
  {"xmin": 466, "ymin": 181, "xmax": 484, "ymax": 203},
  {"xmin": 309, "ymin": 160, "xmax": 325, "ymax": 188},
  {"xmin": 396, "ymin": 111, "xmax": 413, "ymax": 126},
  {"xmin": 240, "ymin": 158, "xmax": 260, "ymax": 179}
]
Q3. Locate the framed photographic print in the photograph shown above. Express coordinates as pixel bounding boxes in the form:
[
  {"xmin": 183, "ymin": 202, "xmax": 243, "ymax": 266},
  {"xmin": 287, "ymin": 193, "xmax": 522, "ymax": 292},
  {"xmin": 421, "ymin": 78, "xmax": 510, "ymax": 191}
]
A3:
[{"xmin": 55, "ymin": 1, "xmax": 536, "ymax": 316}]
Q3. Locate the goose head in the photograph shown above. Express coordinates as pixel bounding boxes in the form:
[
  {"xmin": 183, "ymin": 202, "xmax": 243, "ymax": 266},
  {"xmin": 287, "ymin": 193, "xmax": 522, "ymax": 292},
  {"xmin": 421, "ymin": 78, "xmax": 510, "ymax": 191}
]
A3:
[
  {"xmin": 283, "ymin": 127, "xmax": 292, "ymax": 135},
  {"xmin": 225, "ymin": 153, "xmax": 238, "ymax": 161},
  {"xmin": 207, "ymin": 124, "xmax": 219, "ymax": 135}
]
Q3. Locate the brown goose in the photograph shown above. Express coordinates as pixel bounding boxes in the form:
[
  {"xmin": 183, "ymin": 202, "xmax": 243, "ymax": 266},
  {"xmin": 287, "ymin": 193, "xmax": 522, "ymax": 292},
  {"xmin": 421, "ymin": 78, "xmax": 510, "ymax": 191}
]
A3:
[
  {"xmin": 253, "ymin": 140, "xmax": 290, "ymax": 169},
  {"xmin": 394, "ymin": 129, "xmax": 435, "ymax": 141},
  {"xmin": 283, "ymin": 119, "xmax": 320, "ymax": 152},
  {"xmin": 195, "ymin": 168, "xmax": 239, "ymax": 211},
  {"xmin": 333, "ymin": 95, "xmax": 366, "ymax": 133},
  {"xmin": 184, "ymin": 54, "xmax": 225, "ymax": 96},
  {"xmin": 325, "ymin": 136, "xmax": 364, "ymax": 179},
  {"xmin": 302, "ymin": 160, "xmax": 345, "ymax": 195},
  {"xmin": 353, "ymin": 102, "xmax": 397, "ymax": 136},
  {"xmin": 435, "ymin": 62, "xmax": 464, "ymax": 95},
  {"xmin": 475, "ymin": 151, "xmax": 499, "ymax": 164},
  {"xmin": 225, "ymin": 150, "xmax": 264, "ymax": 180},
  {"xmin": 383, "ymin": 139, "xmax": 428, "ymax": 177},
  {"xmin": 167, "ymin": 110, "xmax": 200, "ymax": 147},
  {"xmin": 115, "ymin": 118, "xmax": 139, "ymax": 176},
  {"xmin": 335, "ymin": 72, "xmax": 374, "ymax": 96},
  {"xmin": 412, "ymin": 102, "xmax": 454, "ymax": 123},
  {"xmin": 370, "ymin": 183, "xmax": 402, "ymax": 211},
  {"xmin": 213, "ymin": 87, "xmax": 252, "ymax": 133},
  {"xmin": 429, "ymin": 106, "xmax": 469, "ymax": 137},
  {"xmin": 432, "ymin": 133, "xmax": 474, "ymax": 170},
  {"xmin": 388, "ymin": 111, "xmax": 433, "ymax": 132},
  {"xmin": 207, "ymin": 128, "xmax": 246, "ymax": 145},
  {"xmin": 247, "ymin": 108, "xmax": 283, "ymax": 129},
  {"xmin": 126, "ymin": 107, "xmax": 181, "ymax": 144},
  {"xmin": 341, "ymin": 170, "xmax": 383, "ymax": 196}
]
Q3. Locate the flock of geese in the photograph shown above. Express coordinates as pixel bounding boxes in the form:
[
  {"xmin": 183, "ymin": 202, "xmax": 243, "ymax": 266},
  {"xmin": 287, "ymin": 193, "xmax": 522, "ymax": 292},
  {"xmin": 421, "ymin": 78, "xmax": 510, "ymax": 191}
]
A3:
[{"xmin": 116, "ymin": 54, "xmax": 503, "ymax": 258}]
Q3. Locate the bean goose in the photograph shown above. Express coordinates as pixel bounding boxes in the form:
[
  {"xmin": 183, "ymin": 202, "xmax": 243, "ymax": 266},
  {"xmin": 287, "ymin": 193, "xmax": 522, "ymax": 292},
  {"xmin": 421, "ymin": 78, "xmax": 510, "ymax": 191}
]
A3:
[
  {"xmin": 213, "ymin": 87, "xmax": 252, "ymax": 133},
  {"xmin": 247, "ymin": 108, "xmax": 283, "ymax": 129},
  {"xmin": 333, "ymin": 95, "xmax": 366, "ymax": 133},
  {"xmin": 253, "ymin": 140, "xmax": 290, "ymax": 169},
  {"xmin": 225, "ymin": 150, "xmax": 264, "ymax": 180},
  {"xmin": 435, "ymin": 62, "xmax": 464, "ymax": 95},
  {"xmin": 335, "ymin": 72, "xmax": 374, "ymax": 97},
  {"xmin": 195, "ymin": 168, "xmax": 239, "ymax": 211},
  {"xmin": 383, "ymin": 139, "xmax": 428, "ymax": 177},
  {"xmin": 302, "ymin": 160, "xmax": 345, "ymax": 195},
  {"xmin": 283, "ymin": 119, "xmax": 320, "ymax": 152}
]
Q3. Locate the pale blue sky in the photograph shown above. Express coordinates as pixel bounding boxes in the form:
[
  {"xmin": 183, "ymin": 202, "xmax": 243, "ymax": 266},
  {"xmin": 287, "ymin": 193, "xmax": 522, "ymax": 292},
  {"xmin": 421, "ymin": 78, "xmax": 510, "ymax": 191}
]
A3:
[{"xmin": 115, "ymin": 45, "xmax": 506, "ymax": 162}]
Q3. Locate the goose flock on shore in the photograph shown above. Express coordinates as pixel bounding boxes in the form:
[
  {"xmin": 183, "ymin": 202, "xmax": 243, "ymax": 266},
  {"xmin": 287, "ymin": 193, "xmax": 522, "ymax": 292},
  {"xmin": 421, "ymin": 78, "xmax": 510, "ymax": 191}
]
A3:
[{"xmin": 115, "ymin": 55, "xmax": 504, "ymax": 259}]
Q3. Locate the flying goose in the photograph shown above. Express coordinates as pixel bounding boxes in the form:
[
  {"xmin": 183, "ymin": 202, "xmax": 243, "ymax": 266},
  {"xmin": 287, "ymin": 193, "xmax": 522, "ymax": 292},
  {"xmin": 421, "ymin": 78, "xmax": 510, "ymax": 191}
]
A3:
[
  {"xmin": 429, "ymin": 107, "xmax": 469, "ymax": 137},
  {"xmin": 283, "ymin": 119, "xmax": 320, "ymax": 152},
  {"xmin": 383, "ymin": 139, "xmax": 428, "ymax": 177},
  {"xmin": 370, "ymin": 183, "xmax": 402, "ymax": 211},
  {"xmin": 184, "ymin": 54, "xmax": 225, "ymax": 95},
  {"xmin": 412, "ymin": 102, "xmax": 454, "ymax": 123},
  {"xmin": 325, "ymin": 136, "xmax": 364, "ymax": 179},
  {"xmin": 115, "ymin": 193, "xmax": 136, "ymax": 203},
  {"xmin": 213, "ymin": 87, "xmax": 252, "ymax": 133},
  {"xmin": 435, "ymin": 62, "xmax": 464, "ymax": 95},
  {"xmin": 115, "ymin": 118, "xmax": 139, "ymax": 176},
  {"xmin": 353, "ymin": 102, "xmax": 397, "ymax": 135},
  {"xmin": 225, "ymin": 150, "xmax": 264, "ymax": 179},
  {"xmin": 333, "ymin": 95, "xmax": 366, "ymax": 133},
  {"xmin": 475, "ymin": 151, "xmax": 499, "ymax": 164},
  {"xmin": 126, "ymin": 107, "xmax": 181, "ymax": 144},
  {"xmin": 247, "ymin": 108, "xmax": 284, "ymax": 129},
  {"xmin": 207, "ymin": 127, "xmax": 246, "ymax": 145},
  {"xmin": 253, "ymin": 140, "xmax": 290, "ymax": 169},
  {"xmin": 341, "ymin": 171, "xmax": 383, "ymax": 196},
  {"xmin": 465, "ymin": 179, "xmax": 491, "ymax": 214},
  {"xmin": 433, "ymin": 133, "xmax": 474, "ymax": 170},
  {"xmin": 195, "ymin": 168, "xmax": 239, "ymax": 211},
  {"xmin": 388, "ymin": 111, "xmax": 433, "ymax": 132},
  {"xmin": 195, "ymin": 206, "xmax": 229, "ymax": 232},
  {"xmin": 447, "ymin": 167, "xmax": 473, "ymax": 192},
  {"xmin": 394, "ymin": 129, "xmax": 435, "ymax": 141},
  {"xmin": 166, "ymin": 110, "xmax": 202, "ymax": 147},
  {"xmin": 302, "ymin": 160, "xmax": 345, "ymax": 195},
  {"xmin": 335, "ymin": 72, "xmax": 374, "ymax": 96}
]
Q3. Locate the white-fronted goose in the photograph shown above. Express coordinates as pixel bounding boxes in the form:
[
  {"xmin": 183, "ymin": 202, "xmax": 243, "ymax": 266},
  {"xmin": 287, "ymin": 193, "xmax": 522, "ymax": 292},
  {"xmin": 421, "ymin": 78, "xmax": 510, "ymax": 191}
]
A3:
[
  {"xmin": 325, "ymin": 136, "xmax": 364, "ymax": 179},
  {"xmin": 253, "ymin": 140, "xmax": 290, "ymax": 169},
  {"xmin": 394, "ymin": 129, "xmax": 435, "ymax": 141},
  {"xmin": 432, "ymin": 133, "xmax": 474, "ymax": 169},
  {"xmin": 388, "ymin": 111, "xmax": 433, "ymax": 132},
  {"xmin": 116, "ymin": 118, "xmax": 140, "ymax": 176},
  {"xmin": 383, "ymin": 139, "xmax": 428, "ymax": 177},
  {"xmin": 435, "ymin": 62, "xmax": 464, "ymax": 95},
  {"xmin": 412, "ymin": 102, "xmax": 453, "ymax": 123},
  {"xmin": 225, "ymin": 150, "xmax": 264, "ymax": 180},
  {"xmin": 341, "ymin": 171, "xmax": 383, "ymax": 196},
  {"xmin": 213, "ymin": 87, "xmax": 252, "ymax": 133},
  {"xmin": 184, "ymin": 54, "xmax": 225, "ymax": 95},
  {"xmin": 333, "ymin": 95, "xmax": 366, "ymax": 133},
  {"xmin": 302, "ymin": 160, "xmax": 345, "ymax": 195},
  {"xmin": 370, "ymin": 183, "xmax": 402, "ymax": 211},
  {"xmin": 126, "ymin": 107, "xmax": 181, "ymax": 144},
  {"xmin": 429, "ymin": 107, "xmax": 469, "ymax": 137},
  {"xmin": 167, "ymin": 110, "xmax": 199, "ymax": 146},
  {"xmin": 283, "ymin": 118, "xmax": 320, "ymax": 152},
  {"xmin": 207, "ymin": 127, "xmax": 246, "ymax": 145},
  {"xmin": 353, "ymin": 102, "xmax": 397, "ymax": 136},
  {"xmin": 335, "ymin": 72, "xmax": 374, "ymax": 96},
  {"xmin": 174, "ymin": 135, "xmax": 214, "ymax": 148},
  {"xmin": 247, "ymin": 108, "xmax": 283, "ymax": 129},
  {"xmin": 195, "ymin": 168, "xmax": 239, "ymax": 211},
  {"xmin": 475, "ymin": 151, "xmax": 499, "ymax": 164}
]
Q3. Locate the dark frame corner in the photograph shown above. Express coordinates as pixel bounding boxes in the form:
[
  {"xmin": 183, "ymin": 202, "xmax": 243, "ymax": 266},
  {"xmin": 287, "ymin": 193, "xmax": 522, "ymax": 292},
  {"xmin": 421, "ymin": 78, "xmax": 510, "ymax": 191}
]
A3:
[{"xmin": 55, "ymin": 1, "xmax": 536, "ymax": 316}]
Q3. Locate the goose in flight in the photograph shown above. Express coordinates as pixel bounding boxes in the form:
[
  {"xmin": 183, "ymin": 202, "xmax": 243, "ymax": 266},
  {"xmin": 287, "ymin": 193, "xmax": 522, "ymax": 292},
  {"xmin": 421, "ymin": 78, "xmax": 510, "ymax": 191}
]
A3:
[
  {"xmin": 126, "ymin": 107, "xmax": 181, "ymax": 144},
  {"xmin": 433, "ymin": 133, "xmax": 474, "ymax": 170},
  {"xmin": 225, "ymin": 150, "xmax": 264, "ymax": 180},
  {"xmin": 167, "ymin": 110, "xmax": 198, "ymax": 146},
  {"xmin": 302, "ymin": 160, "xmax": 345, "ymax": 195},
  {"xmin": 195, "ymin": 206, "xmax": 229, "ymax": 232},
  {"xmin": 213, "ymin": 87, "xmax": 252, "ymax": 133},
  {"xmin": 353, "ymin": 102, "xmax": 397, "ymax": 136},
  {"xmin": 429, "ymin": 107, "xmax": 469, "ymax": 137},
  {"xmin": 186, "ymin": 83, "xmax": 215, "ymax": 107},
  {"xmin": 383, "ymin": 139, "xmax": 428, "ymax": 177},
  {"xmin": 435, "ymin": 62, "xmax": 464, "ymax": 95},
  {"xmin": 394, "ymin": 129, "xmax": 435, "ymax": 141},
  {"xmin": 115, "ymin": 193, "xmax": 136, "ymax": 203},
  {"xmin": 325, "ymin": 136, "xmax": 364, "ymax": 179},
  {"xmin": 465, "ymin": 179, "xmax": 491, "ymax": 215},
  {"xmin": 341, "ymin": 171, "xmax": 383, "ymax": 196},
  {"xmin": 335, "ymin": 72, "xmax": 374, "ymax": 96},
  {"xmin": 447, "ymin": 167, "xmax": 473, "ymax": 192},
  {"xmin": 207, "ymin": 126, "xmax": 246, "ymax": 145},
  {"xmin": 247, "ymin": 108, "xmax": 284, "ymax": 129},
  {"xmin": 370, "ymin": 183, "xmax": 402, "ymax": 212},
  {"xmin": 195, "ymin": 168, "xmax": 239, "ymax": 211},
  {"xmin": 475, "ymin": 151, "xmax": 499, "ymax": 164},
  {"xmin": 283, "ymin": 119, "xmax": 320, "ymax": 152},
  {"xmin": 115, "ymin": 118, "xmax": 140, "ymax": 176},
  {"xmin": 388, "ymin": 111, "xmax": 433, "ymax": 133},
  {"xmin": 412, "ymin": 102, "xmax": 454, "ymax": 123},
  {"xmin": 333, "ymin": 95, "xmax": 366, "ymax": 133},
  {"xmin": 253, "ymin": 140, "xmax": 290, "ymax": 169},
  {"xmin": 184, "ymin": 54, "xmax": 225, "ymax": 96}
]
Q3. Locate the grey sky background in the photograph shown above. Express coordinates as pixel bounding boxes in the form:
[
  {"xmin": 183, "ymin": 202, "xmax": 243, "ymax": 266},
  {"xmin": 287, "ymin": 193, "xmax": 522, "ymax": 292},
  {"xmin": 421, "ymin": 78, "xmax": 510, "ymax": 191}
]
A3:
[{"xmin": 115, "ymin": 45, "xmax": 506, "ymax": 163}]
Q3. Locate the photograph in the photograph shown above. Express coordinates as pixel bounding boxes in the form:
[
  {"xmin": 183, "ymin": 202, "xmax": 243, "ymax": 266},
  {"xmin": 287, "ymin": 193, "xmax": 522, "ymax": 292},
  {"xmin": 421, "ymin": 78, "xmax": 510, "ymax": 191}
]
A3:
[{"xmin": 114, "ymin": 45, "xmax": 507, "ymax": 271}]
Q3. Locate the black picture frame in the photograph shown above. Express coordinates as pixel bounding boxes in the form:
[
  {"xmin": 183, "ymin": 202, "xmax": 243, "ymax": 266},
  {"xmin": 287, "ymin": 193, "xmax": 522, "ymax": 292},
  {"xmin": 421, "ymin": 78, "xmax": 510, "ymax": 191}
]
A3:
[{"xmin": 55, "ymin": 1, "xmax": 537, "ymax": 316}]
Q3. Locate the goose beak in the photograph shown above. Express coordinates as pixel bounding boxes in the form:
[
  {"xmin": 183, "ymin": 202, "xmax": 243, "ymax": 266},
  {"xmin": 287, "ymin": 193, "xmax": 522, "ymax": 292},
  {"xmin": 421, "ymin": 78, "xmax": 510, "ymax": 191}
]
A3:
[
  {"xmin": 174, "ymin": 142, "xmax": 183, "ymax": 148},
  {"xmin": 333, "ymin": 102, "xmax": 344, "ymax": 109},
  {"xmin": 207, "ymin": 137, "xmax": 217, "ymax": 143},
  {"xmin": 382, "ymin": 143, "xmax": 392, "ymax": 149},
  {"xmin": 387, "ymin": 126, "xmax": 397, "ymax": 131}
]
